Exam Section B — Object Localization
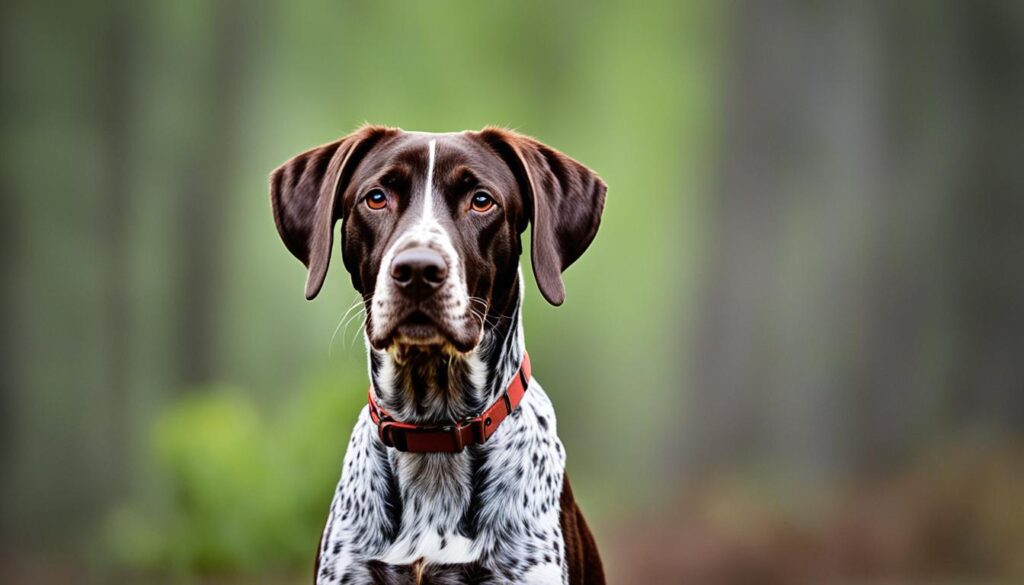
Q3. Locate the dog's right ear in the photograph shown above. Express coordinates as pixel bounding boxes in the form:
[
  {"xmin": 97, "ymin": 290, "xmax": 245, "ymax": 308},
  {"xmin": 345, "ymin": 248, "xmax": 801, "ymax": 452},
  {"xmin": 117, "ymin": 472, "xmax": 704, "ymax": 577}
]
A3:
[{"xmin": 270, "ymin": 125, "xmax": 392, "ymax": 300}]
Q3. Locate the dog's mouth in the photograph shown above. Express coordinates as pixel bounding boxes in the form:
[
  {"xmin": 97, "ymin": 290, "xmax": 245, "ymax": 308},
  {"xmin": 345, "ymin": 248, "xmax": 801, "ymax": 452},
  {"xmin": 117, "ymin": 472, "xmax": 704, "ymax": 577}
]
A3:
[
  {"xmin": 394, "ymin": 310, "xmax": 444, "ymax": 345},
  {"xmin": 370, "ymin": 306, "xmax": 483, "ymax": 355}
]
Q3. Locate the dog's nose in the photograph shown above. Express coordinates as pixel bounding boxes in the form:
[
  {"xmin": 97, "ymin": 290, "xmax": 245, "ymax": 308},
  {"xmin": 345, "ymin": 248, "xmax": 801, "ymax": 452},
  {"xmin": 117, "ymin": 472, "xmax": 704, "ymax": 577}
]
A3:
[{"xmin": 390, "ymin": 248, "xmax": 448, "ymax": 299}]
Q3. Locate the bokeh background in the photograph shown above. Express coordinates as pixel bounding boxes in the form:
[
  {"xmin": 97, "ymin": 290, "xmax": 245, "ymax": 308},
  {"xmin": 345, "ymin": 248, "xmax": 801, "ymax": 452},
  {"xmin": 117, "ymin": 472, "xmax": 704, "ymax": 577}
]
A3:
[{"xmin": 3, "ymin": 1, "xmax": 1023, "ymax": 583}]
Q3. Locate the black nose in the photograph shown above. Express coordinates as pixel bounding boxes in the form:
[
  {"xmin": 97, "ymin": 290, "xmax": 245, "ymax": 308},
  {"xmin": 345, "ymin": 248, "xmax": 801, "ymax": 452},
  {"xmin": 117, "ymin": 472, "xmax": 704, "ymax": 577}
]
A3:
[{"xmin": 390, "ymin": 248, "xmax": 448, "ymax": 299}]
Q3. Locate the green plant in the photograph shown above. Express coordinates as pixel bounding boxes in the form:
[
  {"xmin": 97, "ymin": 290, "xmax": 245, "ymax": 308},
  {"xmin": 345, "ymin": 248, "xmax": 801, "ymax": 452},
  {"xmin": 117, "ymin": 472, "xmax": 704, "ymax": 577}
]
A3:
[{"xmin": 104, "ymin": 367, "xmax": 365, "ymax": 576}]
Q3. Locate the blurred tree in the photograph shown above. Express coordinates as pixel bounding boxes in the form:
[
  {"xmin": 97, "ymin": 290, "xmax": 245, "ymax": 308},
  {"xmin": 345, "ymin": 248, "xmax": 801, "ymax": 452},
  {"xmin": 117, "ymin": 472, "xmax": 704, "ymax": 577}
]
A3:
[
  {"xmin": 172, "ymin": 0, "xmax": 259, "ymax": 388},
  {"xmin": 946, "ymin": 1, "xmax": 1024, "ymax": 429},
  {"xmin": 686, "ymin": 0, "xmax": 886, "ymax": 479},
  {"xmin": 684, "ymin": 0, "xmax": 1024, "ymax": 480},
  {"xmin": 97, "ymin": 0, "xmax": 136, "ymax": 499}
]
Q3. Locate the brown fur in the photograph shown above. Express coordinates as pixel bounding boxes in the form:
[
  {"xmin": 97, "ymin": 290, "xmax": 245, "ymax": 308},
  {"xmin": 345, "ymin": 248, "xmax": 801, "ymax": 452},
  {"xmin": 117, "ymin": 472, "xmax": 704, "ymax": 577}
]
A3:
[{"xmin": 560, "ymin": 474, "xmax": 606, "ymax": 585}]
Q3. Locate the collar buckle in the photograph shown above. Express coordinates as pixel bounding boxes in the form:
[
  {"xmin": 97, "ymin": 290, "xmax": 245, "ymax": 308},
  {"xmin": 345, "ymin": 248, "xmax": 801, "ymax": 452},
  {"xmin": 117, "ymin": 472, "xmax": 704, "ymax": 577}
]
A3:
[
  {"xmin": 447, "ymin": 423, "xmax": 467, "ymax": 452},
  {"xmin": 377, "ymin": 420, "xmax": 400, "ymax": 450},
  {"xmin": 457, "ymin": 416, "xmax": 488, "ymax": 445}
]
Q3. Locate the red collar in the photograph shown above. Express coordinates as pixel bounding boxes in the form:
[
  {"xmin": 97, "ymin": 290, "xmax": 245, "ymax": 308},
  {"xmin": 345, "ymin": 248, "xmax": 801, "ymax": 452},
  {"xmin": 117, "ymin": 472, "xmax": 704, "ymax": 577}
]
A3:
[{"xmin": 368, "ymin": 353, "xmax": 532, "ymax": 453}]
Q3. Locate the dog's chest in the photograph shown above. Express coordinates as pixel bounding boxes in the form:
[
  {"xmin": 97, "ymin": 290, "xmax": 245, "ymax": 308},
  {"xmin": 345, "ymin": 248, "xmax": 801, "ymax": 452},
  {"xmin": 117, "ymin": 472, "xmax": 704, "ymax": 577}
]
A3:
[
  {"xmin": 377, "ymin": 451, "xmax": 477, "ymax": 565},
  {"xmin": 318, "ymin": 382, "xmax": 568, "ymax": 584}
]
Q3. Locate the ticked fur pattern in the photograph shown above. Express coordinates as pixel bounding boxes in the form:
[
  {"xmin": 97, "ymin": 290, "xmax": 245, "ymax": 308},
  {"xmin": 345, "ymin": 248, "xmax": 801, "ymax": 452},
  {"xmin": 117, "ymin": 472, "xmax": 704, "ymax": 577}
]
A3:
[{"xmin": 316, "ymin": 282, "xmax": 569, "ymax": 585}]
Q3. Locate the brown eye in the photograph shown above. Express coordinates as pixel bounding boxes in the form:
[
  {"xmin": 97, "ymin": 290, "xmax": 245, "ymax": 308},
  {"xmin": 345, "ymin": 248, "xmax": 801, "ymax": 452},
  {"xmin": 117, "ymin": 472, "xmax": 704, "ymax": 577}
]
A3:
[
  {"xmin": 365, "ymin": 189, "xmax": 388, "ymax": 210},
  {"xmin": 470, "ymin": 192, "xmax": 495, "ymax": 213}
]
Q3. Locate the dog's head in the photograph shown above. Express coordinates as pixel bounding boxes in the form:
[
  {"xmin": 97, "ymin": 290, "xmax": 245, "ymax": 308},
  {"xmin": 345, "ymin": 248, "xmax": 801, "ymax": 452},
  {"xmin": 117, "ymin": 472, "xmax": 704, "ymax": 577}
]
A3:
[{"xmin": 271, "ymin": 126, "xmax": 606, "ymax": 355}]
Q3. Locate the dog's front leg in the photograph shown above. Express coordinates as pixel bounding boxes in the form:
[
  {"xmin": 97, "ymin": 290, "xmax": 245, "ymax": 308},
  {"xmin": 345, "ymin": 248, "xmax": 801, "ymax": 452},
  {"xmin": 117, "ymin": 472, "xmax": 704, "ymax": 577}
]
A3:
[
  {"xmin": 315, "ymin": 411, "xmax": 401, "ymax": 585},
  {"xmin": 315, "ymin": 483, "xmax": 379, "ymax": 585}
]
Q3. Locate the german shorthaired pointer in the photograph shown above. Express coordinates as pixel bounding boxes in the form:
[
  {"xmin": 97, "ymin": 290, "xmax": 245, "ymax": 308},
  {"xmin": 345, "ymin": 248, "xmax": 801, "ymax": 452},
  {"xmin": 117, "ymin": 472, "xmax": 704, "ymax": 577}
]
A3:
[{"xmin": 270, "ymin": 126, "xmax": 607, "ymax": 584}]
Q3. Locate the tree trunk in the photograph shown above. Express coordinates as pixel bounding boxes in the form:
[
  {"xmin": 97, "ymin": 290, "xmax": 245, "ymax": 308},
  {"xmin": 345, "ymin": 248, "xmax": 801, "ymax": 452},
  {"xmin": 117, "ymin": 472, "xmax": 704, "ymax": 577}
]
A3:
[{"xmin": 174, "ymin": 0, "xmax": 255, "ymax": 389}]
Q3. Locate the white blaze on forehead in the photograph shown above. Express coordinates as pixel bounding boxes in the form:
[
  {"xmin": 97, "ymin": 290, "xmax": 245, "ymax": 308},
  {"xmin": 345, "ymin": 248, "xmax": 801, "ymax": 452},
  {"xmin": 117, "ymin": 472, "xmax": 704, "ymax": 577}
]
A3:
[
  {"xmin": 423, "ymin": 138, "xmax": 437, "ymax": 220},
  {"xmin": 368, "ymin": 136, "xmax": 476, "ymax": 346}
]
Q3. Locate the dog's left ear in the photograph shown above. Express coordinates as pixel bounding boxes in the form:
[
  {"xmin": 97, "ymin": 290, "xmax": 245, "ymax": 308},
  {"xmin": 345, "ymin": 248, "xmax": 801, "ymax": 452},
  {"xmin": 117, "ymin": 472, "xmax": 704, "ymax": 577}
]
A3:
[
  {"xmin": 270, "ymin": 125, "xmax": 393, "ymax": 300},
  {"xmin": 478, "ymin": 128, "xmax": 607, "ymax": 306}
]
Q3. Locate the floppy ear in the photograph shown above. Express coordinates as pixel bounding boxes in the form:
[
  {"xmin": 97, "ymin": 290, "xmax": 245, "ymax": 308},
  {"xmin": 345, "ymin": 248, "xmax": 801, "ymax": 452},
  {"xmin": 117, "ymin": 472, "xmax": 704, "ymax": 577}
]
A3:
[
  {"xmin": 269, "ymin": 125, "xmax": 392, "ymax": 300},
  {"xmin": 479, "ymin": 128, "xmax": 607, "ymax": 305}
]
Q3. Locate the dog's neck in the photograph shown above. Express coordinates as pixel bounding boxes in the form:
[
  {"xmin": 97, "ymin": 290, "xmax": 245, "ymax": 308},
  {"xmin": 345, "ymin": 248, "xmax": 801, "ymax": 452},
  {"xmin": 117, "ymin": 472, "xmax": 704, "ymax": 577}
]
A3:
[{"xmin": 367, "ymin": 272, "xmax": 525, "ymax": 426}]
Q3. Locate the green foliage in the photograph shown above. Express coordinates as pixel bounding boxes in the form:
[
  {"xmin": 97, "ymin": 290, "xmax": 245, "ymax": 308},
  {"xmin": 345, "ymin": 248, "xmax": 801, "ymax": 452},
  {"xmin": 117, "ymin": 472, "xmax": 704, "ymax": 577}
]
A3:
[{"xmin": 104, "ymin": 366, "xmax": 366, "ymax": 575}]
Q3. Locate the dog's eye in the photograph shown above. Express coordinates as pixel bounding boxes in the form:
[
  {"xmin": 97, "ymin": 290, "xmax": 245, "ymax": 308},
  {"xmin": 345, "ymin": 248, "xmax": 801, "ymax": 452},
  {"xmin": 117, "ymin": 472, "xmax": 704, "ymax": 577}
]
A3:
[
  {"xmin": 470, "ymin": 192, "xmax": 495, "ymax": 213},
  {"xmin": 365, "ymin": 190, "xmax": 388, "ymax": 210}
]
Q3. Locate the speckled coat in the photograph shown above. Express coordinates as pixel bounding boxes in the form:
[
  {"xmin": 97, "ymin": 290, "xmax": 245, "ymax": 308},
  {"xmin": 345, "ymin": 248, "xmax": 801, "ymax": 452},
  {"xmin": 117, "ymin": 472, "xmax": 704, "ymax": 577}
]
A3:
[{"xmin": 314, "ymin": 299, "xmax": 603, "ymax": 585}]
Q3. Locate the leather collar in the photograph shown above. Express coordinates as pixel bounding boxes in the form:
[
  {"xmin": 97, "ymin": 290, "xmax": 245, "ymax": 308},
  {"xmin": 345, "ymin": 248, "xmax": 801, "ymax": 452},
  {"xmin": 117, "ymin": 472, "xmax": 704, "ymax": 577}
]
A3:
[{"xmin": 368, "ymin": 353, "xmax": 531, "ymax": 453}]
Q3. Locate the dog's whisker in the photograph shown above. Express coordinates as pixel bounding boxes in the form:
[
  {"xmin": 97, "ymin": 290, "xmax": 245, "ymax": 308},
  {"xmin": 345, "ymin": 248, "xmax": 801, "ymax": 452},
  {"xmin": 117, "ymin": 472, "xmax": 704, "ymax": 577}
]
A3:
[
  {"xmin": 468, "ymin": 308, "xmax": 497, "ymax": 331},
  {"xmin": 340, "ymin": 303, "xmax": 367, "ymax": 333},
  {"xmin": 349, "ymin": 312, "xmax": 369, "ymax": 348},
  {"xmin": 329, "ymin": 296, "xmax": 365, "ymax": 357},
  {"xmin": 466, "ymin": 296, "xmax": 496, "ymax": 328},
  {"xmin": 339, "ymin": 309, "xmax": 364, "ymax": 337},
  {"xmin": 340, "ymin": 311, "xmax": 367, "ymax": 350},
  {"xmin": 466, "ymin": 299, "xmax": 496, "ymax": 324},
  {"xmin": 467, "ymin": 296, "xmax": 490, "ymax": 310}
]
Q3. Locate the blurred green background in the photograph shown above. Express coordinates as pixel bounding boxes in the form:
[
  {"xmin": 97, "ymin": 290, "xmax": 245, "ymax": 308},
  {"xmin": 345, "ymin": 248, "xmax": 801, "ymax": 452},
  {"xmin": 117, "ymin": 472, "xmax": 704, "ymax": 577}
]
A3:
[{"xmin": 3, "ymin": 1, "xmax": 1023, "ymax": 583}]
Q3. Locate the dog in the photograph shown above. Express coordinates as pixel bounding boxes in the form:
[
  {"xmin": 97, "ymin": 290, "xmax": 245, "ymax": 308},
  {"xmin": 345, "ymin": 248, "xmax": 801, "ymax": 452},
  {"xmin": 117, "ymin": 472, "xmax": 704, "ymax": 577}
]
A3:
[{"xmin": 270, "ymin": 126, "xmax": 607, "ymax": 584}]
